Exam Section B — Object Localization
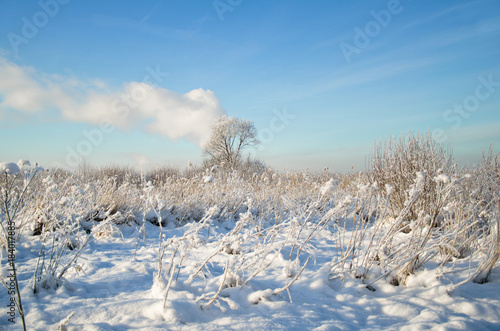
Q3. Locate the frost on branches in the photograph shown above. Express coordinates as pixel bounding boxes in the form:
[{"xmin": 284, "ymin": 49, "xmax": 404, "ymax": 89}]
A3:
[{"xmin": 202, "ymin": 115, "xmax": 259, "ymax": 168}]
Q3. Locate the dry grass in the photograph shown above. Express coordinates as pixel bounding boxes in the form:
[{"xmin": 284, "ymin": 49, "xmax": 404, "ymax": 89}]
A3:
[{"xmin": 1, "ymin": 134, "xmax": 499, "ymax": 315}]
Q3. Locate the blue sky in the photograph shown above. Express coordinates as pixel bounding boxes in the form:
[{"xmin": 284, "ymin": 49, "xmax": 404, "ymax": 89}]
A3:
[{"xmin": 0, "ymin": 0, "xmax": 499, "ymax": 172}]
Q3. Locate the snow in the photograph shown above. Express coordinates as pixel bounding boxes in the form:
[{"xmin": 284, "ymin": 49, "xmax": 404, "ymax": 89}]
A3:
[
  {"xmin": 2, "ymin": 220, "xmax": 499, "ymax": 330},
  {"xmin": 434, "ymin": 173, "xmax": 451, "ymax": 184},
  {"xmin": 385, "ymin": 184, "xmax": 395, "ymax": 196},
  {"xmin": 17, "ymin": 159, "xmax": 31, "ymax": 169},
  {"xmin": 320, "ymin": 179, "xmax": 338, "ymax": 196},
  {"xmin": 1, "ymin": 163, "xmax": 499, "ymax": 330},
  {"xmin": 407, "ymin": 172, "xmax": 426, "ymax": 202},
  {"xmin": 0, "ymin": 162, "xmax": 20, "ymax": 175}
]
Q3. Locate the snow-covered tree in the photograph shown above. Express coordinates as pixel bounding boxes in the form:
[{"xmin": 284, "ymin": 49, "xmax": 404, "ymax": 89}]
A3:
[{"xmin": 202, "ymin": 115, "xmax": 259, "ymax": 168}]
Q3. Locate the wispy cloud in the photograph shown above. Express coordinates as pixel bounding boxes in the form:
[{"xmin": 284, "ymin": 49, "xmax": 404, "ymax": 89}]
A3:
[
  {"xmin": 328, "ymin": 58, "xmax": 434, "ymax": 89},
  {"xmin": 415, "ymin": 21, "xmax": 500, "ymax": 49},
  {"xmin": 401, "ymin": 0, "xmax": 486, "ymax": 31},
  {"xmin": 401, "ymin": 1, "xmax": 500, "ymax": 48},
  {"xmin": 289, "ymin": 56, "xmax": 441, "ymax": 103},
  {"xmin": 0, "ymin": 57, "xmax": 225, "ymax": 145},
  {"xmin": 90, "ymin": 14, "xmax": 198, "ymax": 39},
  {"xmin": 139, "ymin": 2, "xmax": 160, "ymax": 24}
]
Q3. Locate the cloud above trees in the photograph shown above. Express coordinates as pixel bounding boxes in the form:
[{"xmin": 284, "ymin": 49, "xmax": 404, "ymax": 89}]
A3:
[{"xmin": 0, "ymin": 57, "xmax": 225, "ymax": 145}]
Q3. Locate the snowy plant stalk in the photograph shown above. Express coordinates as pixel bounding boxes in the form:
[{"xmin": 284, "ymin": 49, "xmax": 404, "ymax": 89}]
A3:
[
  {"xmin": 162, "ymin": 247, "xmax": 179, "ymax": 309},
  {"xmin": 1, "ymin": 165, "xmax": 40, "ymax": 331},
  {"xmin": 205, "ymin": 258, "xmax": 230, "ymax": 308}
]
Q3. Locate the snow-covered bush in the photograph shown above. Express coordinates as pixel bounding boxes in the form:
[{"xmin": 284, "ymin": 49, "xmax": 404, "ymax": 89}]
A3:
[
  {"xmin": 370, "ymin": 131, "xmax": 455, "ymax": 223},
  {"xmin": 2, "ymin": 143, "xmax": 500, "ymax": 329},
  {"xmin": 0, "ymin": 160, "xmax": 42, "ymax": 330}
]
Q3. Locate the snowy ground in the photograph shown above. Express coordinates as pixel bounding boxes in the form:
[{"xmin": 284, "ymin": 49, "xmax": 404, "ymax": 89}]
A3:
[{"xmin": 2, "ymin": 218, "xmax": 500, "ymax": 330}]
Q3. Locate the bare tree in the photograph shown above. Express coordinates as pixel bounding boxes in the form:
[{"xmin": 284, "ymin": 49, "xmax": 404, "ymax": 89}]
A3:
[{"xmin": 202, "ymin": 115, "xmax": 259, "ymax": 168}]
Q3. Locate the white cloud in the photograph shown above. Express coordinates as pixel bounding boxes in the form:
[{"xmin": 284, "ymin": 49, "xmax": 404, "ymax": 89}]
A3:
[{"xmin": 0, "ymin": 57, "xmax": 225, "ymax": 145}]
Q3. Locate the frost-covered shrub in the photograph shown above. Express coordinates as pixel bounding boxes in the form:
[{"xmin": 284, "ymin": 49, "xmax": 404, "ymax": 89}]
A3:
[
  {"xmin": 202, "ymin": 115, "xmax": 259, "ymax": 168},
  {"xmin": 3, "ymin": 143, "xmax": 498, "ymax": 315},
  {"xmin": 0, "ymin": 160, "xmax": 43, "ymax": 330},
  {"xmin": 469, "ymin": 145, "xmax": 500, "ymax": 205},
  {"xmin": 370, "ymin": 131, "xmax": 456, "ymax": 223}
]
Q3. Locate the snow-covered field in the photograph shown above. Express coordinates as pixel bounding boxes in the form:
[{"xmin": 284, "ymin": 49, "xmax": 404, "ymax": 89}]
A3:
[
  {"xmin": 1, "ymin": 154, "xmax": 500, "ymax": 330},
  {"xmin": 5, "ymin": 219, "xmax": 500, "ymax": 330}
]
